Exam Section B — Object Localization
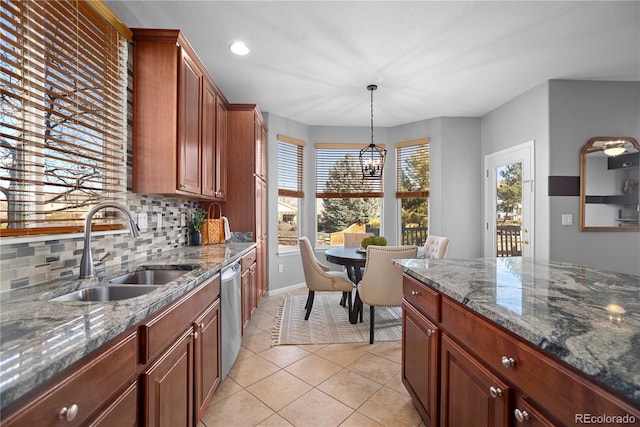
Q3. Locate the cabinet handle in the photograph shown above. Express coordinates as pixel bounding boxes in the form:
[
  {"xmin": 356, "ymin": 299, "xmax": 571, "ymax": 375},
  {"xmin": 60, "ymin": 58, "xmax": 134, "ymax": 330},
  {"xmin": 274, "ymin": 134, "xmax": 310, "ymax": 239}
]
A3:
[
  {"xmin": 179, "ymin": 184, "xmax": 186, "ymax": 189},
  {"xmin": 426, "ymin": 328, "xmax": 434, "ymax": 337},
  {"xmin": 514, "ymin": 409, "xmax": 530, "ymax": 422},
  {"xmin": 193, "ymin": 331, "xmax": 199, "ymax": 340},
  {"xmin": 411, "ymin": 290, "xmax": 420, "ymax": 296},
  {"xmin": 489, "ymin": 386, "xmax": 503, "ymax": 398},
  {"xmin": 501, "ymin": 356, "xmax": 516, "ymax": 368},
  {"xmin": 200, "ymin": 322, "xmax": 205, "ymax": 330},
  {"xmin": 58, "ymin": 404, "xmax": 79, "ymax": 422}
]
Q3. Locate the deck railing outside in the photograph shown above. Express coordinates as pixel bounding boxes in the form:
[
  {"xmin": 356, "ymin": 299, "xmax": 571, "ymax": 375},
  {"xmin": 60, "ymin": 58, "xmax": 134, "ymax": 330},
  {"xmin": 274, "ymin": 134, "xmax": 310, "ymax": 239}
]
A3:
[{"xmin": 497, "ymin": 225, "xmax": 522, "ymax": 256}]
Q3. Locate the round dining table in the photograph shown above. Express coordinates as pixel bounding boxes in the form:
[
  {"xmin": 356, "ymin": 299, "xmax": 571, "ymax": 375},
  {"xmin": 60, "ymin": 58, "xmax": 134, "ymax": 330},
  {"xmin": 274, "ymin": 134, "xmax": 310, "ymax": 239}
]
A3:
[{"xmin": 324, "ymin": 247, "xmax": 367, "ymax": 324}]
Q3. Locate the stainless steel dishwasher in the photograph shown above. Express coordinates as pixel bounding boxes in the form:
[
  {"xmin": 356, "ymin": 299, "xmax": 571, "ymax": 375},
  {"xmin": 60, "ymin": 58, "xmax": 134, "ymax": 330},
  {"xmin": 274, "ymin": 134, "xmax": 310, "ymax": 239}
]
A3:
[{"xmin": 220, "ymin": 260, "xmax": 242, "ymax": 380}]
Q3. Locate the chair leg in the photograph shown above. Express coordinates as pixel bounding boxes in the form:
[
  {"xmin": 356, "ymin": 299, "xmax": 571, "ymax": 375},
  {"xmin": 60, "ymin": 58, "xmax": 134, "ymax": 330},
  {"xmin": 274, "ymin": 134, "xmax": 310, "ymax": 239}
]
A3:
[
  {"xmin": 304, "ymin": 290, "xmax": 315, "ymax": 320},
  {"xmin": 340, "ymin": 291, "xmax": 346, "ymax": 307},
  {"xmin": 369, "ymin": 306, "xmax": 375, "ymax": 344},
  {"xmin": 347, "ymin": 291, "xmax": 352, "ymax": 313}
]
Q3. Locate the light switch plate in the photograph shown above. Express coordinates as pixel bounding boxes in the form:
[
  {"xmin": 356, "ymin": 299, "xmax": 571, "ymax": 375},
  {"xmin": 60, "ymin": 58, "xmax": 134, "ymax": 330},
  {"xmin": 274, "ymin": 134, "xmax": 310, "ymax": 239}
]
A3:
[
  {"xmin": 138, "ymin": 212, "xmax": 148, "ymax": 231},
  {"xmin": 561, "ymin": 214, "xmax": 573, "ymax": 226}
]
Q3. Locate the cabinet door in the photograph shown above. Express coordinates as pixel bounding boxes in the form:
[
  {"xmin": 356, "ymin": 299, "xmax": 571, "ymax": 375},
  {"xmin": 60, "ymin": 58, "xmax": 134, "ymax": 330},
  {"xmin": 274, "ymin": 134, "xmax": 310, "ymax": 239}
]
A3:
[
  {"xmin": 143, "ymin": 329, "xmax": 194, "ymax": 427},
  {"xmin": 249, "ymin": 263, "xmax": 258, "ymax": 317},
  {"xmin": 512, "ymin": 395, "xmax": 557, "ymax": 427},
  {"xmin": 201, "ymin": 80, "xmax": 216, "ymax": 197},
  {"xmin": 215, "ymin": 96, "xmax": 227, "ymax": 199},
  {"xmin": 441, "ymin": 335, "xmax": 510, "ymax": 427},
  {"xmin": 193, "ymin": 298, "xmax": 221, "ymax": 422},
  {"xmin": 402, "ymin": 300, "xmax": 439, "ymax": 426},
  {"xmin": 178, "ymin": 50, "xmax": 202, "ymax": 195}
]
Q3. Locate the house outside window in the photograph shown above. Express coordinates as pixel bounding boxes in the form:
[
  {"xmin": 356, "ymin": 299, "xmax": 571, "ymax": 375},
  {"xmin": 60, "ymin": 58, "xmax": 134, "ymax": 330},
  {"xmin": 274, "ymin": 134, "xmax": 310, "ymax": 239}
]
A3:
[
  {"xmin": 396, "ymin": 138, "xmax": 430, "ymax": 246},
  {"xmin": 315, "ymin": 143, "xmax": 384, "ymax": 246},
  {"xmin": 0, "ymin": 0, "xmax": 129, "ymax": 236},
  {"xmin": 277, "ymin": 135, "xmax": 305, "ymax": 248}
]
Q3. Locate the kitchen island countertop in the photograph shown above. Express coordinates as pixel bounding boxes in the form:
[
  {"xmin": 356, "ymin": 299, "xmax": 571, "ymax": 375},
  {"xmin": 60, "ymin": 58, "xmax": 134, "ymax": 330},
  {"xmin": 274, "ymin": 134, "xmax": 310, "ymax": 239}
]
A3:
[
  {"xmin": 394, "ymin": 257, "xmax": 640, "ymax": 407},
  {"xmin": 0, "ymin": 242, "xmax": 256, "ymax": 410}
]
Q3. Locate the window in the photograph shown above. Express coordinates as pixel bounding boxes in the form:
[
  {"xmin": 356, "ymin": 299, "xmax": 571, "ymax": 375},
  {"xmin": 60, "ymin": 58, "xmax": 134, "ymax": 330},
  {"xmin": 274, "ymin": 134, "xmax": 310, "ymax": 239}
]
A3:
[
  {"xmin": 315, "ymin": 143, "xmax": 383, "ymax": 246},
  {"xmin": 1, "ymin": 0, "xmax": 130, "ymax": 236},
  {"xmin": 396, "ymin": 138, "xmax": 430, "ymax": 245},
  {"xmin": 277, "ymin": 135, "xmax": 304, "ymax": 248}
]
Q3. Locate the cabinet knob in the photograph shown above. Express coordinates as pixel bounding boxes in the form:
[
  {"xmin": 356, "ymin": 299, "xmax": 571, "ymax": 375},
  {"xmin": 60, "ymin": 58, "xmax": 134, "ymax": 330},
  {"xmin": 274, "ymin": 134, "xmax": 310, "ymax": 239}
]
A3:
[
  {"xmin": 200, "ymin": 322, "xmax": 205, "ymax": 330},
  {"xmin": 489, "ymin": 386, "xmax": 503, "ymax": 399},
  {"xmin": 411, "ymin": 290, "xmax": 420, "ymax": 296},
  {"xmin": 501, "ymin": 356, "xmax": 516, "ymax": 368},
  {"xmin": 193, "ymin": 331, "xmax": 199, "ymax": 340},
  {"xmin": 58, "ymin": 404, "xmax": 79, "ymax": 422},
  {"xmin": 426, "ymin": 328, "xmax": 434, "ymax": 337},
  {"xmin": 514, "ymin": 409, "xmax": 530, "ymax": 422},
  {"xmin": 180, "ymin": 184, "xmax": 186, "ymax": 189}
]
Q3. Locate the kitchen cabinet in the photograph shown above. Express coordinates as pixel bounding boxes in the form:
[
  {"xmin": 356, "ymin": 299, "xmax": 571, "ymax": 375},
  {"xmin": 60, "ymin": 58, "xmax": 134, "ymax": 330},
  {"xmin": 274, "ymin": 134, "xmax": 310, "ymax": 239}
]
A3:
[
  {"xmin": 1, "ymin": 331, "xmax": 138, "ymax": 427},
  {"xmin": 402, "ymin": 273, "xmax": 640, "ymax": 426},
  {"xmin": 226, "ymin": 105, "xmax": 268, "ymax": 303},
  {"xmin": 143, "ymin": 328, "xmax": 194, "ymax": 427},
  {"xmin": 131, "ymin": 29, "xmax": 227, "ymax": 201},
  {"xmin": 193, "ymin": 298, "xmax": 221, "ymax": 421},
  {"xmin": 241, "ymin": 248, "xmax": 257, "ymax": 333}
]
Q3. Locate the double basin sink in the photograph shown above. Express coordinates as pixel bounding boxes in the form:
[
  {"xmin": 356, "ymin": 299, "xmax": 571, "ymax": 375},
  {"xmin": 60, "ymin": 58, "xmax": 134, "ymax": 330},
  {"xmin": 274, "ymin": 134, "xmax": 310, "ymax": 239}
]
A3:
[{"xmin": 50, "ymin": 267, "xmax": 192, "ymax": 302}]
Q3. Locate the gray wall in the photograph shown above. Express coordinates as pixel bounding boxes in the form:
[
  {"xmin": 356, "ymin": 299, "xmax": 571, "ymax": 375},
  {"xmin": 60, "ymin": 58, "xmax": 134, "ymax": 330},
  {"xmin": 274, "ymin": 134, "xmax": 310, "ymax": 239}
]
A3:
[
  {"xmin": 481, "ymin": 81, "xmax": 551, "ymax": 259},
  {"xmin": 547, "ymin": 80, "xmax": 640, "ymax": 275}
]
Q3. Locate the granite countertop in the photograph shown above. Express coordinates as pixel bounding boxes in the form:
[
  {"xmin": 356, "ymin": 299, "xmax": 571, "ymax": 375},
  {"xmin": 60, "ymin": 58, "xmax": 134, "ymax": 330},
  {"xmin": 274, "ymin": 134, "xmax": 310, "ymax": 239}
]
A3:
[
  {"xmin": 0, "ymin": 241, "xmax": 256, "ymax": 410},
  {"xmin": 394, "ymin": 257, "xmax": 640, "ymax": 406}
]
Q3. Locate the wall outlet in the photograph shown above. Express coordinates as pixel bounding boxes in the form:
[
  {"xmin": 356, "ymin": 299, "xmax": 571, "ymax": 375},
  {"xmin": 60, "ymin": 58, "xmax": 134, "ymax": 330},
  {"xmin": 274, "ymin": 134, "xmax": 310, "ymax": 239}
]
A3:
[
  {"xmin": 561, "ymin": 214, "xmax": 573, "ymax": 226},
  {"xmin": 278, "ymin": 264, "xmax": 284, "ymax": 273},
  {"xmin": 138, "ymin": 212, "xmax": 148, "ymax": 231},
  {"xmin": 156, "ymin": 213, "xmax": 163, "ymax": 229}
]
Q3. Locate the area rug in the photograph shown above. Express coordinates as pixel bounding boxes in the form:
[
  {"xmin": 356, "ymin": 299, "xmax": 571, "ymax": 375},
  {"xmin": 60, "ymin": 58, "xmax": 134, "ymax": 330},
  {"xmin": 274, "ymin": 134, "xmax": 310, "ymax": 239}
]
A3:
[{"xmin": 272, "ymin": 293, "xmax": 402, "ymax": 345}]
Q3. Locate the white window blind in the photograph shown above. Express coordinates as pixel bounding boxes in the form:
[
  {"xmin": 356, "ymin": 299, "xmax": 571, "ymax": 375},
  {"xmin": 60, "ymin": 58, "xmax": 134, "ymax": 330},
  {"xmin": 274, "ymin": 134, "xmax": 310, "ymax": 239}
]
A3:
[
  {"xmin": 277, "ymin": 134, "xmax": 304, "ymax": 198},
  {"xmin": 395, "ymin": 138, "xmax": 430, "ymax": 198},
  {"xmin": 315, "ymin": 143, "xmax": 384, "ymax": 198},
  {"xmin": 1, "ymin": 0, "xmax": 129, "ymax": 236}
]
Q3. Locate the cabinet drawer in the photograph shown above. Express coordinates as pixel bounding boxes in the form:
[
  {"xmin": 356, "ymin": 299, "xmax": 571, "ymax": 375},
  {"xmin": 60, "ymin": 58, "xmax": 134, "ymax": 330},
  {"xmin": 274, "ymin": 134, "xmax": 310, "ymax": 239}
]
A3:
[
  {"xmin": 403, "ymin": 274, "xmax": 440, "ymax": 322},
  {"xmin": 441, "ymin": 297, "xmax": 640, "ymax": 425},
  {"xmin": 3, "ymin": 331, "xmax": 137, "ymax": 427},
  {"xmin": 88, "ymin": 380, "xmax": 138, "ymax": 427},
  {"xmin": 140, "ymin": 274, "xmax": 220, "ymax": 363},
  {"xmin": 241, "ymin": 248, "xmax": 257, "ymax": 270}
]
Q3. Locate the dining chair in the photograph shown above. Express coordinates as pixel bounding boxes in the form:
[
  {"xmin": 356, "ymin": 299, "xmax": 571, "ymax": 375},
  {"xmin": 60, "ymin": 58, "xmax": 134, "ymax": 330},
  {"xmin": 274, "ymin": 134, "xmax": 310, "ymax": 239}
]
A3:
[
  {"xmin": 357, "ymin": 245, "xmax": 418, "ymax": 343},
  {"xmin": 343, "ymin": 232, "xmax": 374, "ymax": 247},
  {"xmin": 299, "ymin": 237, "xmax": 354, "ymax": 320},
  {"xmin": 423, "ymin": 235, "xmax": 449, "ymax": 259}
]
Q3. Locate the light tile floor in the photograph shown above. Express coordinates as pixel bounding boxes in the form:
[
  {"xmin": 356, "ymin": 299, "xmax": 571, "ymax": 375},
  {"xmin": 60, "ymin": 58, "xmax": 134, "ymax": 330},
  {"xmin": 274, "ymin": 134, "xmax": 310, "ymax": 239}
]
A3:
[{"xmin": 199, "ymin": 288, "xmax": 425, "ymax": 427}]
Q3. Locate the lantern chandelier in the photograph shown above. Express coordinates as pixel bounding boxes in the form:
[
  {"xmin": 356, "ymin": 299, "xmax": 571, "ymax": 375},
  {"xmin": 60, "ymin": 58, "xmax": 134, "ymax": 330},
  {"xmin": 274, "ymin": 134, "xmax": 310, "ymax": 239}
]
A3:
[{"xmin": 359, "ymin": 84, "xmax": 386, "ymax": 180}]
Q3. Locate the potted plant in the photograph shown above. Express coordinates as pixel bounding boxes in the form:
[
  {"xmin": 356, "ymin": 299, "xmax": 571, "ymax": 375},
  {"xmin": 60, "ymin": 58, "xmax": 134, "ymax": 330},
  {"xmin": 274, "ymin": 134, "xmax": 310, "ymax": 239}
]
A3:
[{"xmin": 189, "ymin": 208, "xmax": 207, "ymax": 246}]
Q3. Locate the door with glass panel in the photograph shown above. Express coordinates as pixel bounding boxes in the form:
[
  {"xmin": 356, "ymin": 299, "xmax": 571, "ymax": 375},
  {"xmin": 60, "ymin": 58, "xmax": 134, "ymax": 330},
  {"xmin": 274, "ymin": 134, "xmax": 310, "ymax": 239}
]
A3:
[{"xmin": 484, "ymin": 141, "xmax": 534, "ymax": 258}]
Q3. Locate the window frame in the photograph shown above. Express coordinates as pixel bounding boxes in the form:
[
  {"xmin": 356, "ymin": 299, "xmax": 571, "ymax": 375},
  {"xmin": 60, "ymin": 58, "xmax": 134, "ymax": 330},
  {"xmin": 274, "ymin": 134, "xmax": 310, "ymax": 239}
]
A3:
[
  {"xmin": 277, "ymin": 134, "xmax": 305, "ymax": 251},
  {"xmin": 395, "ymin": 138, "xmax": 430, "ymax": 245}
]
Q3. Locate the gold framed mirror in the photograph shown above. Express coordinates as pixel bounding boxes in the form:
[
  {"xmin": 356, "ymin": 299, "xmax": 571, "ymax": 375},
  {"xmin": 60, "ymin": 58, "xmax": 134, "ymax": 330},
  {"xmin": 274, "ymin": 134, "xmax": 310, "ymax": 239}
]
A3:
[{"xmin": 580, "ymin": 137, "xmax": 640, "ymax": 231}]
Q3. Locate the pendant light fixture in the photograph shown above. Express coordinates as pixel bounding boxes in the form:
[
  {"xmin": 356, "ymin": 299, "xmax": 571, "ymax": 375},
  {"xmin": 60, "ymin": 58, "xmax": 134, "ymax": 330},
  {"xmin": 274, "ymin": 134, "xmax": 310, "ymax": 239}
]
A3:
[{"xmin": 359, "ymin": 84, "xmax": 386, "ymax": 180}]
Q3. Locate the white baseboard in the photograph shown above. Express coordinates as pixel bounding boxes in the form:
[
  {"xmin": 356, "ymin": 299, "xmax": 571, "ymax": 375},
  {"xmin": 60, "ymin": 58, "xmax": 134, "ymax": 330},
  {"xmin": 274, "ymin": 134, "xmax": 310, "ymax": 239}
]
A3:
[{"xmin": 266, "ymin": 282, "xmax": 305, "ymax": 296}]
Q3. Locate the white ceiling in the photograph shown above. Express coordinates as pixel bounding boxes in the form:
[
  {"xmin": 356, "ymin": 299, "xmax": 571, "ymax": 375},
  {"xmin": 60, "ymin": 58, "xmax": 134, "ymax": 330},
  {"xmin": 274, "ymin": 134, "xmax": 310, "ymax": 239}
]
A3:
[{"xmin": 105, "ymin": 1, "xmax": 640, "ymax": 127}]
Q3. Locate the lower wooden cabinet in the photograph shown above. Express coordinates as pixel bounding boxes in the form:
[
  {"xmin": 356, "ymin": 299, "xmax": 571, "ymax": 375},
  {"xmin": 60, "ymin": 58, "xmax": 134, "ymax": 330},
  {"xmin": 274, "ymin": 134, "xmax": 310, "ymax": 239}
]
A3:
[
  {"xmin": 193, "ymin": 298, "xmax": 221, "ymax": 421},
  {"xmin": 440, "ymin": 335, "xmax": 510, "ymax": 427},
  {"xmin": 402, "ymin": 300, "xmax": 439, "ymax": 426},
  {"xmin": 88, "ymin": 380, "xmax": 138, "ymax": 427},
  {"xmin": 241, "ymin": 248, "xmax": 259, "ymax": 334},
  {"xmin": 143, "ymin": 328, "xmax": 194, "ymax": 427}
]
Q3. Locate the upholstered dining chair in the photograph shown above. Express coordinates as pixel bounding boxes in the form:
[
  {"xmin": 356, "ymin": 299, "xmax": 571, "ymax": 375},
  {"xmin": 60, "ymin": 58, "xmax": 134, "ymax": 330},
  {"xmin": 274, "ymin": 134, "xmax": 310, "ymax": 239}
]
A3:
[
  {"xmin": 423, "ymin": 235, "xmax": 449, "ymax": 259},
  {"xmin": 343, "ymin": 232, "xmax": 374, "ymax": 247},
  {"xmin": 299, "ymin": 237, "xmax": 354, "ymax": 320},
  {"xmin": 357, "ymin": 245, "xmax": 418, "ymax": 343}
]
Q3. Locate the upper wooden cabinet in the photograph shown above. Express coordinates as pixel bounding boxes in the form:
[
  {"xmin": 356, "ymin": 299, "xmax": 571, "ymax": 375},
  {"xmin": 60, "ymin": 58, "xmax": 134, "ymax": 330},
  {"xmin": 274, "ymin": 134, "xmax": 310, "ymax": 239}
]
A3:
[{"xmin": 131, "ymin": 29, "xmax": 227, "ymax": 200}]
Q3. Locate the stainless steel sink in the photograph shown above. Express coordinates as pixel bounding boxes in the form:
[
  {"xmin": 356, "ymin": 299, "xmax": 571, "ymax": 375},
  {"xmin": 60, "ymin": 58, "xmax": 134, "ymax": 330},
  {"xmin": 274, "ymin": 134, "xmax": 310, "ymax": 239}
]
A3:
[
  {"xmin": 108, "ymin": 268, "xmax": 190, "ymax": 285},
  {"xmin": 50, "ymin": 285, "xmax": 160, "ymax": 302}
]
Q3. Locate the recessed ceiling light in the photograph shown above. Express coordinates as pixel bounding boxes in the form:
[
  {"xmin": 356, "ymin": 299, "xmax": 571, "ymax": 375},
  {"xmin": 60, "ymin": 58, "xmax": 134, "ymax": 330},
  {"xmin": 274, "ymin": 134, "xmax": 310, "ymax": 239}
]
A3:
[{"xmin": 230, "ymin": 41, "xmax": 249, "ymax": 56}]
